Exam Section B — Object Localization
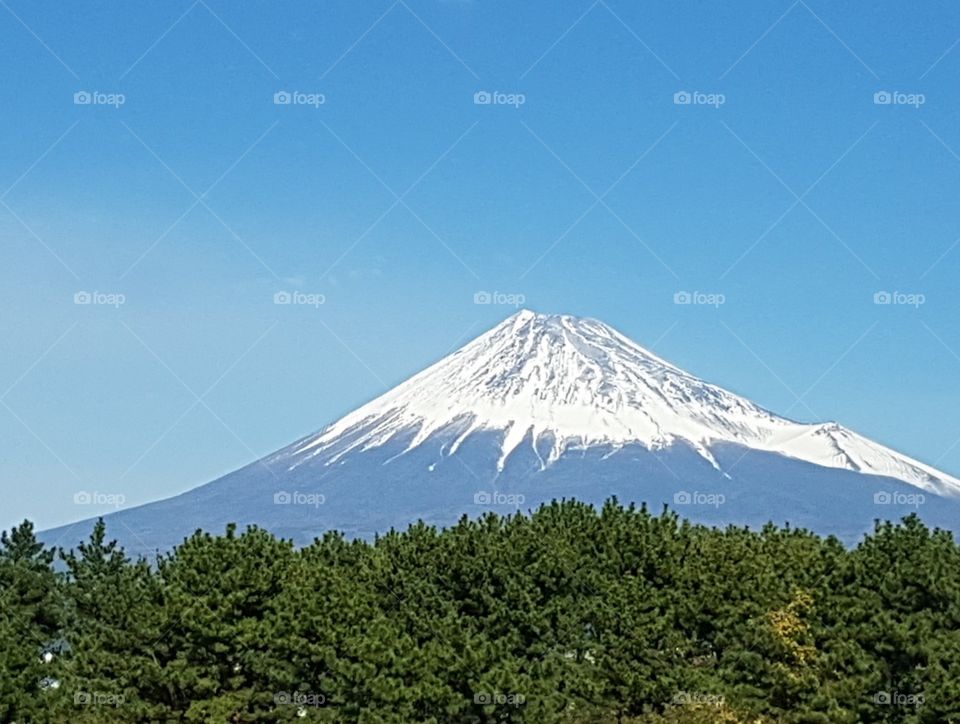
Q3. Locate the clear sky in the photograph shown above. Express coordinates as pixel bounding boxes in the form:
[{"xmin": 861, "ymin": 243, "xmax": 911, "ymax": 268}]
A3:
[{"xmin": 2, "ymin": 0, "xmax": 959, "ymax": 530}]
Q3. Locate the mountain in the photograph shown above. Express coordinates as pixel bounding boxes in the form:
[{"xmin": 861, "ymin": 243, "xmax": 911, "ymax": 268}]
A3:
[{"xmin": 43, "ymin": 310, "xmax": 960, "ymax": 554}]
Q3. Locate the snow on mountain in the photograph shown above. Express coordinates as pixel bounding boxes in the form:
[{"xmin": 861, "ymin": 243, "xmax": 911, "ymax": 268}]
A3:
[
  {"xmin": 279, "ymin": 310, "xmax": 960, "ymax": 498},
  {"xmin": 42, "ymin": 308, "xmax": 960, "ymax": 554}
]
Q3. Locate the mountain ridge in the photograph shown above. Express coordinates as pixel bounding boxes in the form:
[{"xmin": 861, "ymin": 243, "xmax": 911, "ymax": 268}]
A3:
[
  {"xmin": 41, "ymin": 309, "xmax": 960, "ymax": 553},
  {"xmin": 278, "ymin": 309, "xmax": 960, "ymax": 498}
]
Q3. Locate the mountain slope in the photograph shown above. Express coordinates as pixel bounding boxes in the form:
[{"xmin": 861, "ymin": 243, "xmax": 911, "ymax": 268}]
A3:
[
  {"xmin": 280, "ymin": 310, "xmax": 960, "ymax": 497},
  {"xmin": 42, "ymin": 310, "xmax": 960, "ymax": 554}
]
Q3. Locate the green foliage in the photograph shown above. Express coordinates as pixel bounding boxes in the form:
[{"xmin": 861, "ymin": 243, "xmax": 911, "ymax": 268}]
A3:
[
  {"xmin": 2, "ymin": 504, "xmax": 959, "ymax": 722},
  {"xmin": 0, "ymin": 519, "xmax": 63, "ymax": 722}
]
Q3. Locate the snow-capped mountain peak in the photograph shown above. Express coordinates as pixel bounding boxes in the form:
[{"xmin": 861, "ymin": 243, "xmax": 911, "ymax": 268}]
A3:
[
  {"xmin": 43, "ymin": 309, "xmax": 960, "ymax": 554},
  {"xmin": 287, "ymin": 310, "xmax": 960, "ymax": 498}
]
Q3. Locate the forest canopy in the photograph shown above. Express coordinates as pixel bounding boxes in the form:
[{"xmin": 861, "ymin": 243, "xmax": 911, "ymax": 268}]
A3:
[{"xmin": 1, "ymin": 500, "xmax": 958, "ymax": 723}]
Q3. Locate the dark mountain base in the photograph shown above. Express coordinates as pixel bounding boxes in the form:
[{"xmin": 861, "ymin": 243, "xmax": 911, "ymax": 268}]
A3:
[{"xmin": 41, "ymin": 430, "xmax": 960, "ymax": 555}]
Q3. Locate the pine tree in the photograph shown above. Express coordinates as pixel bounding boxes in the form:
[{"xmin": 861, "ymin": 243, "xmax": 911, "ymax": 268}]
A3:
[
  {"xmin": 56, "ymin": 519, "xmax": 169, "ymax": 722},
  {"xmin": 0, "ymin": 520, "xmax": 63, "ymax": 721}
]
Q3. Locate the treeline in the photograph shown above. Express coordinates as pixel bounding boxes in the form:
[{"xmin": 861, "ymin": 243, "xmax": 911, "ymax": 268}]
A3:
[{"xmin": 1, "ymin": 500, "xmax": 959, "ymax": 723}]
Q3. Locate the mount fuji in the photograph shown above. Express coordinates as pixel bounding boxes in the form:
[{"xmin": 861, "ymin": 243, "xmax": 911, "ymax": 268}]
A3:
[{"xmin": 44, "ymin": 310, "xmax": 960, "ymax": 554}]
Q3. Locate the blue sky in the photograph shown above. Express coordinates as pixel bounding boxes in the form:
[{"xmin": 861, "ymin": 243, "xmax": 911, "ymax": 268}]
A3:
[{"xmin": 2, "ymin": 0, "xmax": 960, "ymax": 530}]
